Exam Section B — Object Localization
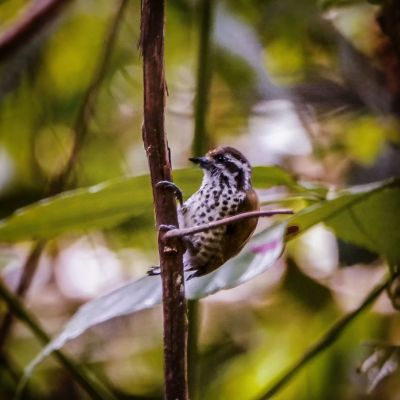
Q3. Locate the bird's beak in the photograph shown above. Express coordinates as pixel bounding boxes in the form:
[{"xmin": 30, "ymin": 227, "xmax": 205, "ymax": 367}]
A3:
[{"xmin": 189, "ymin": 156, "xmax": 213, "ymax": 170}]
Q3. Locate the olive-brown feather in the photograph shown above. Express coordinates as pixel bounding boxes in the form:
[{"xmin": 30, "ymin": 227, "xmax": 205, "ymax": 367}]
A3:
[{"xmin": 223, "ymin": 188, "xmax": 259, "ymax": 262}]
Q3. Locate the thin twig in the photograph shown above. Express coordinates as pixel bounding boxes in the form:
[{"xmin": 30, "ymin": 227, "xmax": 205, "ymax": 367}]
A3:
[
  {"xmin": 257, "ymin": 274, "xmax": 396, "ymax": 400},
  {"xmin": 164, "ymin": 209, "xmax": 293, "ymax": 239},
  {"xmin": 0, "ymin": 241, "xmax": 45, "ymax": 351},
  {"xmin": 0, "ymin": 0, "xmax": 72, "ymax": 63},
  {"xmin": 140, "ymin": 1, "xmax": 189, "ymax": 399},
  {"xmin": 50, "ymin": 0, "xmax": 129, "ymax": 193},
  {"xmin": 192, "ymin": 0, "xmax": 214, "ymax": 156},
  {"xmin": 0, "ymin": 0, "xmax": 128, "ymax": 377},
  {"xmin": 0, "ymin": 353, "xmax": 22, "ymax": 384},
  {"xmin": 189, "ymin": 2, "xmax": 215, "ymax": 396},
  {"xmin": 0, "ymin": 279, "xmax": 117, "ymax": 400}
]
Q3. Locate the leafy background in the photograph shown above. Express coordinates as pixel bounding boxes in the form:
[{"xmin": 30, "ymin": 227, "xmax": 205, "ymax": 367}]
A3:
[{"xmin": 0, "ymin": 0, "xmax": 400, "ymax": 399}]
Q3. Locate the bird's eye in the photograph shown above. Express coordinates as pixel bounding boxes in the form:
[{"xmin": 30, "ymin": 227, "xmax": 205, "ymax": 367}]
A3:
[{"xmin": 215, "ymin": 155, "xmax": 226, "ymax": 163}]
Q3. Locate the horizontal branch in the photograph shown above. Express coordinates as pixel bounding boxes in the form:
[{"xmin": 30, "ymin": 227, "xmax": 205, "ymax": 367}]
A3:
[{"xmin": 163, "ymin": 209, "xmax": 293, "ymax": 239}]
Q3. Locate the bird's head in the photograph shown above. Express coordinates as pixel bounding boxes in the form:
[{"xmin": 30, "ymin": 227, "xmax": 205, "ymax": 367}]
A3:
[{"xmin": 189, "ymin": 146, "xmax": 252, "ymax": 190}]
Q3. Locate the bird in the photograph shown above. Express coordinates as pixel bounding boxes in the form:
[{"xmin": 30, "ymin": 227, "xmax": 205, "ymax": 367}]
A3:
[{"xmin": 148, "ymin": 146, "xmax": 260, "ymax": 280}]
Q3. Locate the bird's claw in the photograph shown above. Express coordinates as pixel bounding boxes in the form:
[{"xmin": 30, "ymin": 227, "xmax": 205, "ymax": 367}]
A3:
[
  {"xmin": 186, "ymin": 271, "xmax": 200, "ymax": 280},
  {"xmin": 147, "ymin": 266, "xmax": 161, "ymax": 276},
  {"xmin": 159, "ymin": 224, "xmax": 177, "ymax": 232},
  {"xmin": 156, "ymin": 181, "xmax": 183, "ymax": 206}
]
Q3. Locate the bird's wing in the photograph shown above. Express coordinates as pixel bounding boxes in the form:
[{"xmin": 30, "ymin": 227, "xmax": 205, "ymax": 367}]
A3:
[{"xmin": 222, "ymin": 188, "xmax": 259, "ymax": 262}]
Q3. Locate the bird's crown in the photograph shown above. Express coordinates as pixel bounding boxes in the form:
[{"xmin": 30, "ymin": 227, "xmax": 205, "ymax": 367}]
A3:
[{"xmin": 190, "ymin": 146, "xmax": 252, "ymax": 190}]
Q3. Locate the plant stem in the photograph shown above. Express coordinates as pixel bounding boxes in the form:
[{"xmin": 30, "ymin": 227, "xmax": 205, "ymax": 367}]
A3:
[
  {"xmin": 0, "ymin": 279, "xmax": 117, "ymax": 400},
  {"xmin": 257, "ymin": 274, "xmax": 394, "ymax": 400},
  {"xmin": 164, "ymin": 209, "xmax": 293, "ymax": 239},
  {"xmin": 0, "ymin": 0, "xmax": 128, "ymax": 384},
  {"xmin": 187, "ymin": 300, "xmax": 199, "ymax": 400},
  {"xmin": 190, "ymin": 2, "xmax": 215, "ymax": 396},
  {"xmin": 0, "ymin": 241, "xmax": 45, "ymax": 352},
  {"xmin": 192, "ymin": 0, "xmax": 215, "ymax": 156},
  {"xmin": 50, "ymin": 0, "xmax": 129, "ymax": 193},
  {"xmin": 140, "ymin": 1, "xmax": 188, "ymax": 399},
  {"xmin": 0, "ymin": 0, "xmax": 72, "ymax": 63}
]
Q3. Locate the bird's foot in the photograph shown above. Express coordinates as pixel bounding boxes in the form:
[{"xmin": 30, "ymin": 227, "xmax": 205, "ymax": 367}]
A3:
[
  {"xmin": 184, "ymin": 265, "xmax": 202, "ymax": 280},
  {"xmin": 156, "ymin": 181, "xmax": 183, "ymax": 206},
  {"xmin": 186, "ymin": 270, "xmax": 200, "ymax": 280},
  {"xmin": 159, "ymin": 224, "xmax": 178, "ymax": 232},
  {"xmin": 147, "ymin": 266, "xmax": 161, "ymax": 276}
]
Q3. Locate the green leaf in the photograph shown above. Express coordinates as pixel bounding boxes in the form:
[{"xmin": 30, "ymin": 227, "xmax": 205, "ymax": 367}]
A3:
[
  {"xmin": 22, "ymin": 178, "xmax": 400, "ymax": 378},
  {"xmin": 23, "ymin": 222, "xmax": 288, "ymax": 377},
  {"xmin": 0, "ymin": 176, "xmax": 152, "ymax": 242},
  {"xmin": 252, "ymin": 166, "xmax": 300, "ymax": 190},
  {"xmin": 290, "ymin": 179, "xmax": 400, "ymax": 266},
  {"xmin": 0, "ymin": 166, "xmax": 297, "ymax": 242}
]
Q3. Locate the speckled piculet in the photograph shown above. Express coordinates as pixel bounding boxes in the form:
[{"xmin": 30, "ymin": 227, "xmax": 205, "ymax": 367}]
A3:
[{"xmin": 149, "ymin": 146, "xmax": 260, "ymax": 280}]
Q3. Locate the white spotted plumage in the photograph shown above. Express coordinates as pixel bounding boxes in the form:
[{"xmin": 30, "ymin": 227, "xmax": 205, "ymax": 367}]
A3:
[
  {"xmin": 147, "ymin": 147, "xmax": 258, "ymax": 280},
  {"xmin": 178, "ymin": 148, "xmax": 252, "ymax": 279}
]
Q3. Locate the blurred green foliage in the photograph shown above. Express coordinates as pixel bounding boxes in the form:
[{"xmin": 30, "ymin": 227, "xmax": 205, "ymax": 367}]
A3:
[{"xmin": 0, "ymin": 0, "xmax": 399, "ymax": 399}]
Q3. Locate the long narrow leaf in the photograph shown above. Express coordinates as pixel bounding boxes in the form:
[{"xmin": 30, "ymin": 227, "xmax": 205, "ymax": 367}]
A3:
[
  {"xmin": 23, "ymin": 222, "xmax": 288, "ymax": 378},
  {"xmin": 0, "ymin": 166, "xmax": 299, "ymax": 242},
  {"xmin": 291, "ymin": 178, "xmax": 400, "ymax": 266},
  {"xmin": 22, "ymin": 178, "xmax": 400, "ymax": 383},
  {"xmin": 23, "ymin": 178, "xmax": 400, "ymax": 379}
]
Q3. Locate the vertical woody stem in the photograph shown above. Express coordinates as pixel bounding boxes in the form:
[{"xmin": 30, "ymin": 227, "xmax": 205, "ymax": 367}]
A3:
[
  {"xmin": 140, "ymin": 1, "xmax": 188, "ymax": 399},
  {"xmin": 189, "ymin": 2, "xmax": 215, "ymax": 396},
  {"xmin": 192, "ymin": 0, "xmax": 214, "ymax": 156}
]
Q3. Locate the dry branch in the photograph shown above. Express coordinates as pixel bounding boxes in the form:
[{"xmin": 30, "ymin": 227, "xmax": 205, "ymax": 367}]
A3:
[
  {"xmin": 164, "ymin": 209, "xmax": 293, "ymax": 239},
  {"xmin": 140, "ymin": 1, "xmax": 188, "ymax": 399},
  {"xmin": 0, "ymin": 0, "xmax": 72, "ymax": 63}
]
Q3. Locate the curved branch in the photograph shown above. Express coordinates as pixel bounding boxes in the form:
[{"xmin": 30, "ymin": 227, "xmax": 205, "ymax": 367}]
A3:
[
  {"xmin": 257, "ymin": 274, "xmax": 396, "ymax": 400},
  {"xmin": 0, "ymin": 241, "xmax": 45, "ymax": 351},
  {"xmin": 50, "ymin": 0, "xmax": 129, "ymax": 193},
  {"xmin": 0, "ymin": 0, "xmax": 72, "ymax": 63},
  {"xmin": 0, "ymin": 279, "xmax": 117, "ymax": 400},
  {"xmin": 0, "ymin": 0, "xmax": 129, "ymax": 382},
  {"xmin": 164, "ymin": 209, "xmax": 293, "ymax": 239}
]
